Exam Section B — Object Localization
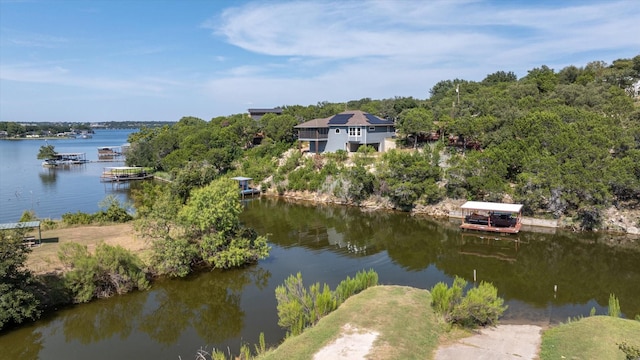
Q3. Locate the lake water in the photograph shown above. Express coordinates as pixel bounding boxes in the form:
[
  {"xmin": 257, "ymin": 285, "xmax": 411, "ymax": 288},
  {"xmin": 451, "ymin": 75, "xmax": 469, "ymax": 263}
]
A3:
[
  {"xmin": 1, "ymin": 131, "xmax": 639, "ymax": 358},
  {"xmin": 0, "ymin": 129, "xmax": 136, "ymax": 223}
]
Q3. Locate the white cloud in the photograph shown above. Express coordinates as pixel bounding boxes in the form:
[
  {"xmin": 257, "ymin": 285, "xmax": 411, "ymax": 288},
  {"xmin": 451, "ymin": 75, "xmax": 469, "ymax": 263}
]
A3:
[{"xmin": 200, "ymin": 0, "xmax": 639, "ymax": 111}]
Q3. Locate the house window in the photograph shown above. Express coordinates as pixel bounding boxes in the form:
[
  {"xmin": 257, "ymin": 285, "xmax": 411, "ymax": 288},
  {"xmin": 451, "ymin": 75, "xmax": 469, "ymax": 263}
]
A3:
[
  {"xmin": 335, "ymin": 129, "xmax": 340, "ymax": 134},
  {"xmin": 348, "ymin": 127, "xmax": 361, "ymax": 136},
  {"xmin": 369, "ymin": 127, "xmax": 375, "ymax": 132}
]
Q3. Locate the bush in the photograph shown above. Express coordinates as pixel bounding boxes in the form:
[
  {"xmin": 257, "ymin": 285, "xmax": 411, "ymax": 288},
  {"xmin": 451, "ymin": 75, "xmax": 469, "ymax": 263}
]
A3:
[
  {"xmin": 62, "ymin": 211, "xmax": 94, "ymax": 225},
  {"xmin": 275, "ymin": 270, "xmax": 378, "ymax": 337},
  {"xmin": 618, "ymin": 342, "xmax": 640, "ymax": 360},
  {"xmin": 608, "ymin": 293, "xmax": 621, "ymax": 317},
  {"xmin": 59, "ymin": 242, "xmax": 149, "ymax": 302},
  {"xmin": 430, "ymin": 276, "xmax": 507, "ymax": 328},
  {"xmin": 450, "ymin": 282, "xmax": 507, "ymax": 327},
  {"xmin": 149, "ymin": 237, "xmax": 197, "ymax": 278},
  {"xmin": 334, "ymin": 269, "xmax": 379, "ymax": 304}
]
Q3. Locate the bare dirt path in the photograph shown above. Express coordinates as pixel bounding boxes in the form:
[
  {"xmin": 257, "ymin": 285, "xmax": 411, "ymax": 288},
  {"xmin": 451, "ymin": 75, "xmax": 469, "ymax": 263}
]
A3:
[
  {"xmin": 26, "ymin": 223, "xmax": 148, "ymax": 274},
  {"xmin": 434, "ymin": 324, "xmax": 542, "ymax": 360}
]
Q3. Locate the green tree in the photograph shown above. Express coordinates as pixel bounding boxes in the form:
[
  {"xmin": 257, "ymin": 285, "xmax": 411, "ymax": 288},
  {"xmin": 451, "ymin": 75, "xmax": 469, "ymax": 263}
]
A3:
[
  {"xmin": 37, "ymin": 144, "xmax": 57, "ymax": 160},
  {"xmin": 397, "ymin": 107, "xmax": 433, "ymax": 148},
  {"xmin": 259, "ymin": 113, "xmax": 299, "ymax": 143},
  {"xmin": 0, "ymin": 230, "xmax": 41, "ymax": 329},
  {"xmin": 179, "ymin": 178, "xmax": 243, "ymax": 236}
]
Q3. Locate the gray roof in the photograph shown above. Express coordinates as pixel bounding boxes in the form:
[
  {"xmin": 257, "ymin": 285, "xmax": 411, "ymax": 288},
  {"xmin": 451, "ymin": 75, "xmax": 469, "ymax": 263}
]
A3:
[
  {"xmin": 0, "ymin": 221, "xmax": 41, "ymax": 230},
  {"xmin": 248, "ymin": 108, "xmax": 283, "ymax": 114},
  {"xmin": 295, "ymin": 110, "xmax": 393, "ymax": 128}
]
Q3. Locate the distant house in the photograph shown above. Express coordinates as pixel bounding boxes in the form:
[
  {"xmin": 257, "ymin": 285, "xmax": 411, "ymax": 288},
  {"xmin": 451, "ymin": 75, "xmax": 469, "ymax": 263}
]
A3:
[
  {"xmin": 294, "ymin": 110, "xmax": 396, "ymax": 153},
  {"xmin": 0, "ymin": 131, "xmax": 8, "ymax": 138},
  {"xmin": 248, "ymin": 108, "xmax": 283, "ymax": 121}
]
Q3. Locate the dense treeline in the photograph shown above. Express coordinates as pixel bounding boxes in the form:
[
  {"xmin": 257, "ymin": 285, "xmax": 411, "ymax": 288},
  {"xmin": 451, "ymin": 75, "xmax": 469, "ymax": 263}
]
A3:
[
  {"xmin": 125, "ymin": 55, "xmax": 639, "ymax": 230},
  {"xmin": 0, "ymin": 121, "xmax": 174, "ymax": 137}
]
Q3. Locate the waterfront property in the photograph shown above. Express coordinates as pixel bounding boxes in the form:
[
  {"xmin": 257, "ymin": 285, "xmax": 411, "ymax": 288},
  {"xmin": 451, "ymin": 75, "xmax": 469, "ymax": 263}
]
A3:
[
  {"xmin": 294, "ymin": 110, "xmax": 396, "ymax": 153},
  {"xmin": 42, "ymin": 152, "xmax": 89, "ymax": 167},
  {"xmin": 460, "ymin": 201, "xmax": 523, "ymax": 234},
  {"xmin": 100, "ymin": 166, "xmax": 152, "ymax": 182},
  {"xmin": 231, "ymin": 176, "xmax": 261, "ymax": 197}
]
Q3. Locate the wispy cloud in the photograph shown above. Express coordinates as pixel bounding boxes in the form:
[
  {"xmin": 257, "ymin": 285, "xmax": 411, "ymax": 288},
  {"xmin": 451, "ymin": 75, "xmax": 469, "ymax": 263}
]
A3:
[
  {"xmin": 4, "ymin": 31, "xmax": 69, "ymax": 48},
  {"xmin": 201, "ymin": 0, "xmax": 639, "ymax": 109},
  {"xmin": 0, "ymin": 63, "xmax": 175, "ymax": 95}
]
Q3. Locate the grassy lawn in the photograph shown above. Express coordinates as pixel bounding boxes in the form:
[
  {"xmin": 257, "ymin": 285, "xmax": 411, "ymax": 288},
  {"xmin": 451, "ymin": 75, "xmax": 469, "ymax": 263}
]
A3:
[
  {"xmin": 540, "ymin": 316, "xmax": 640, "ymax": 360},
  {"xmin": 259, "ymin": 285, "xmax": 462, "ymax": 360}
]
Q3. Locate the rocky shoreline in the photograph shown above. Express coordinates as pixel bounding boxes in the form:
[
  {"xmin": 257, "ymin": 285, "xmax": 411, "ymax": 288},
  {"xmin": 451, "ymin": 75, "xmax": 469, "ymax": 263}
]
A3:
[{"xmin": 264, "ymin": 189, "xmax": 640, "ymax": 235}]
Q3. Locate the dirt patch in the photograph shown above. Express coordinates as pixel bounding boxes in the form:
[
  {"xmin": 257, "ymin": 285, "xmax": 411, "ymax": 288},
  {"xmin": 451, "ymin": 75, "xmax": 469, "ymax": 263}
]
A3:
[
  {"xmin": 313, "ymin": 324, "xmax": 379, "ymax": 360},
  {"xmin": 434, "ymin": 324, "xmax": 542, "ymax": 360},
  {"xmin": 25, "ymin": 223, "xmax": 148, "ymax": 274}
]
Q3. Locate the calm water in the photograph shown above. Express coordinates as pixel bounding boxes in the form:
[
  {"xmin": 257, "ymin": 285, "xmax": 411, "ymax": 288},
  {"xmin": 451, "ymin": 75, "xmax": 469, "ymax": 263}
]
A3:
[
  {"xmin": 1, "ymin": 198, "xmax": 639, "ymax": 359},
  {"xmin": 0, "ymin": 129, "xmax": 136, "ymax": 222}
]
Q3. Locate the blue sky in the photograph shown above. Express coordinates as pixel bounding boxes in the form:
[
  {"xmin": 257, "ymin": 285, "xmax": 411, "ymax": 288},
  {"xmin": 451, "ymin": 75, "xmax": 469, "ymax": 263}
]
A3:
[{"xmin": 1, "ymin": 0, "xmax": 638, "ymax": 122}]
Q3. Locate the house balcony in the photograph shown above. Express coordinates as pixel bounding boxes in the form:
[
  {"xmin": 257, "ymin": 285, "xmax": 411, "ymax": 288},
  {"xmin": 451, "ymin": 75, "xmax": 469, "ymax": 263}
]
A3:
[{"xmin": 297, "ymin": 129, "xmax": 328, "ymax": 140}]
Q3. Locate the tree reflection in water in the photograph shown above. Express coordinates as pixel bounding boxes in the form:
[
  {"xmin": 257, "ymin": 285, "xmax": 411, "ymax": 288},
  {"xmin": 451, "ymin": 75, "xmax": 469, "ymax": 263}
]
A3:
[{"xmin": 139, "ymin": 266, "xmax": 270, "ymax": 345}]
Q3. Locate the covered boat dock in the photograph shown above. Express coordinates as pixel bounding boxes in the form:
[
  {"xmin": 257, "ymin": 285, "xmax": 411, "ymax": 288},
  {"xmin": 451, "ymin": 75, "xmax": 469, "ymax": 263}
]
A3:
[
  {"xmin": 460, "ymin": 201, "xmax": 523, "ymax": 234},
  {"xmin": 101, "ymin": 166, "xmax": 153, "ymax": 182},
  {"xmin": 231, "ymin": 176, "xmax": 261, "ymax": 198},
  {"xmin": 0, "ymin": 221, "xmax": 41, "ymax": 246}
]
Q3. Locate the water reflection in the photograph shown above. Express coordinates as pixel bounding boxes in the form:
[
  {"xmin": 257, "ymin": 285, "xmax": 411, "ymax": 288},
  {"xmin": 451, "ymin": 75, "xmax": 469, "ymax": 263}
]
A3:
[
  {"xmin": 139, "ymin": 267, "xmax": 270, "ymax": 345},
  {"xmin": 1, "ymin": 197, "xmax": 639, "ymax": 359},
  {"xmin": 61, "ymin": 293, "xmax": 147, "ymax": 344},
  {"xmin": 243, "ymin": 198, "xmax": 640, "ymax": 318},
  {"xmin": 38, "ymin": 168, "xmax": 57, "ymax": 187}
]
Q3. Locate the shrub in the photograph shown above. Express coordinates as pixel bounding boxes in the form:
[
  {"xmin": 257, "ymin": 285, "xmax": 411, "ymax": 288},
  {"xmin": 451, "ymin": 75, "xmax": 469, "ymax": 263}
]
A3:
[
  {"xmin": 59, "ymin": 242, "xmax": 149, "ymax": 302},
  {"xmin": 608, "ymin": 293, "xmax": 621, "ymax": 317},
  {"xmin": 430, "ymin": 277, "xmax": 466, "ymax": 316},
  {"xmin": 62, "ymin": 211, "xmax": 94, "ymax": 225},
  {"xmin": 275, "ymin": 270, "xmax": 378, "ymax": 336},
  {"xmin": 618, "ymin": 341, "xmax": 640, "ymax": 360},
  {"xmin": 450, "ymin": 282, "xmax": 507, "ymax": 327},
  {"xmin": 150, "ymin": 237, "xmax": 197, "ymax": 278},
  {"xmin": 430, "ymin": 276, "xmax": 507, "ymax": 328},
  {"xmin": 334, "ymin": 269, "xmax": 379, "ymax": 304}
]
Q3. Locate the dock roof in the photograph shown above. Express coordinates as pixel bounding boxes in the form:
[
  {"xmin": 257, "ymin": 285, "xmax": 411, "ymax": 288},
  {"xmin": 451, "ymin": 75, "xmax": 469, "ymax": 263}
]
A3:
[{"xmin": 461, "ymin": 201, "xmax": 523, "ymax": 213}]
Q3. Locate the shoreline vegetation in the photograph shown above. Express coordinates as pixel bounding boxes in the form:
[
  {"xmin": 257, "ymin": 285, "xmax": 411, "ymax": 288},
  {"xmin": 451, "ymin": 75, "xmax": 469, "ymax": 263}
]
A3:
[{"xmin": 3, "ymin": 54, "xmax": 640, "ymax": 357}]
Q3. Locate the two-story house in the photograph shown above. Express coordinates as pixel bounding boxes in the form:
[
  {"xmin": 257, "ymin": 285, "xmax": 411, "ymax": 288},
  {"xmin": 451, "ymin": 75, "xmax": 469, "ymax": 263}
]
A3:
[{"xmin": 294, "ymin": 110, "xmax": 396, "ymax": 153}]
